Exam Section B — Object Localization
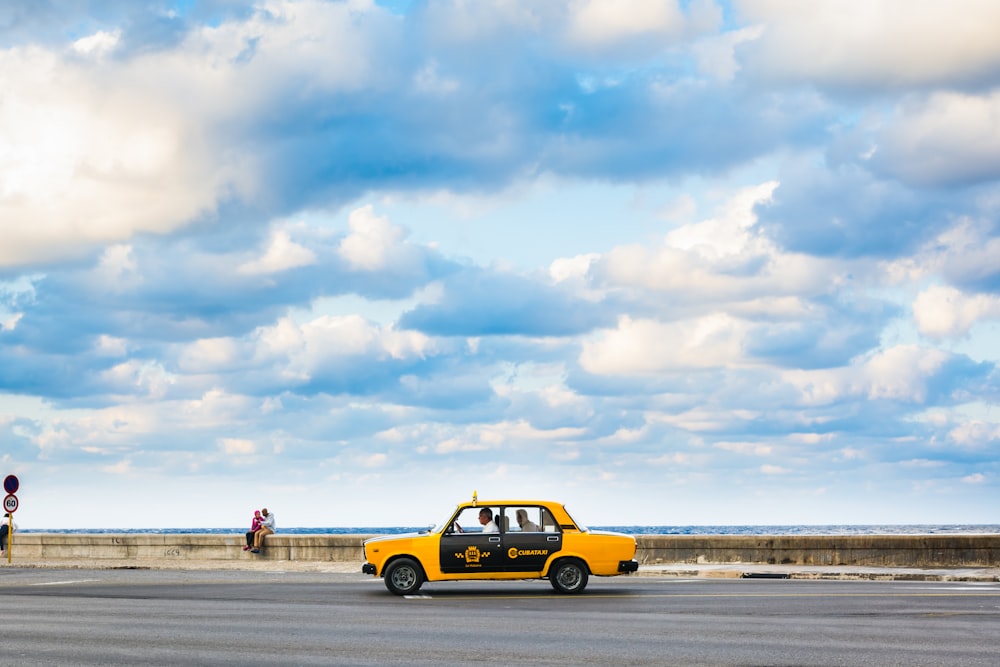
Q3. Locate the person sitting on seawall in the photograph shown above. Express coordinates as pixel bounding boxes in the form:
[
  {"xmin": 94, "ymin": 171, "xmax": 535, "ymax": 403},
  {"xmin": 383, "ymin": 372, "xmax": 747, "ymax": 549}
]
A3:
[
  {"xmin": 243, "ymin": 509, "xmax": 262, "ymax": 552},
  {"xmin": 516, "ymin": 509, "xmax": 539, "ymax": 532},
  {"xmin": 250, "ymin": 508, "xmax": 275, "ymax": 553},
  {"xmin": 0, "ymin": 513, "xmax": 17, "ymax": 554}
]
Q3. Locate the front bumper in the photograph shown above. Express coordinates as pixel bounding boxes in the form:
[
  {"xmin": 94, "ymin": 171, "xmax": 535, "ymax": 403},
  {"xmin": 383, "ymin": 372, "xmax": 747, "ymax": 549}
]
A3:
[
  {"xmin": 618, "ymin": 560, "xmax": 639, "ymax": 573},
  {"xmin": 362, "ymin": 563, "xmax": 377, "ymax": 575}
]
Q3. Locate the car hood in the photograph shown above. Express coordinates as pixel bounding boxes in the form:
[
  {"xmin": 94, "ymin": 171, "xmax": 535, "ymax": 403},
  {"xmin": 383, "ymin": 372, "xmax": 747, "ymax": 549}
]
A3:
[
  {"xmin": 363, "ymin": 531, "xmax": 428, "ymax": 544},
  {"xmin": 584, "ymin": 529, "xmax": 634, "ymax": 538}
]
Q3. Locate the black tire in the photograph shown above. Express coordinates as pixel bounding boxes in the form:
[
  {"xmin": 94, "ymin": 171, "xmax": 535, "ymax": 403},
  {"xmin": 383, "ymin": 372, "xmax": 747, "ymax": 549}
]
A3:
[
  {"xmin": 549, "ymin": 558, "xmax": 589, "ymax": 594},
  {"xmin": 384, "ymin": 557, "xmax": 424, "ymax": 595}
]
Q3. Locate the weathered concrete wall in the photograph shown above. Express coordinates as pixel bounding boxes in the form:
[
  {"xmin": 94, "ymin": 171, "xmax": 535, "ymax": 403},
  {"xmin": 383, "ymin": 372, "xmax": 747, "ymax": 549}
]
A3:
[
  {"xmin": 635, "ymin": 535, "xmax": 1000, "ymax": 568},
  {"xmin": 10, "ymin": 534, "xmax": 368, "ymax": 563},
  {"xmin": 7, "ymin": 533, "xmax": 999, "ymax": 567}
]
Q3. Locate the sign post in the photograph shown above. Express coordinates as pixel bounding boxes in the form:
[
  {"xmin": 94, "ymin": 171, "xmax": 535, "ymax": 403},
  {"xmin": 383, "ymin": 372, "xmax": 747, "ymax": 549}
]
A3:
[{"xmin": 3, "ymin": 475, "xmax": 19, "ymax": 563}]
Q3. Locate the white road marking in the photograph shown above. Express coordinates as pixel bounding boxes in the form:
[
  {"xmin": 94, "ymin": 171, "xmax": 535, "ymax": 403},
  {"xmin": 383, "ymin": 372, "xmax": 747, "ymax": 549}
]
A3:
[
  {"xmin": 30, "ymin": 579, "xmax": 100, "ymax": 586},
  {"xmin": 915, "ymin": 585, "xmax": 1000, "ymax": 591}
]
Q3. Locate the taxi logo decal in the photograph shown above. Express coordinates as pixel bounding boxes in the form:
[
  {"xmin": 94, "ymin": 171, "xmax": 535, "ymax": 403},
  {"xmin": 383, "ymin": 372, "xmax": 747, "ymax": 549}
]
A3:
[
  {"xmin": 456, "ymin": 546, "xmax": 493, "ymax": 565},
  {"xmin": 507, "ymin": 547, "xmax": 549, "ymax": 559}
]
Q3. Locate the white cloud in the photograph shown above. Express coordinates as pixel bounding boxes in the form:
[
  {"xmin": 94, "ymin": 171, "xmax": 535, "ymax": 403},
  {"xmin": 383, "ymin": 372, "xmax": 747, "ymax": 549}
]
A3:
[
  {"xmin": 598, "ymin": 181, "xmax": 841, "ymax": 302},
  {"xmin": 873, "ymin": 91, "xmax": 1000, "ymax": 186},
  {"xmin": 359, "ymin": 452, "xmax": 388, "ymax": 468},
  {"xmin": 580, "ymin": 313, "xmax": 749, "ymax": 375},
  {"xmin": 691, "ymin": 25, "xmax": 764, "ymax": 82},
  {"xmin": 205, "ymin": 0, "xmax": 393, "ymax": 95},
  {"xmin": 715, "ymin": 441, "xmax": 773, "ymax": 456},
  {"xmin": 783, "ymin": 345, "xmax": 950, "ymax": 405},
  {"xmin": 93, "ymin": 245, "xmax": 139, "ymax": 291},
  {"xmin": 100, "ymin": 360, "xmax": 175, "ymax": 399},
  {"xmin": 179, "ymin": 389, "xmax": 261, "ymax": 430},
  {"xmin": 178, "ymin": 338, "xmax": 246, "ymax": 374},
  {"xmin": 736, "ymin": 0, "xmax": 1000, "ymax": 90},
  {"xmin": 102, "ymin": 460, "xmax": 133, "ymax": 475},
  {"xmin": 95, "ymin": 335, "xmax": 129, "ymax": 357},
  {"xmin": 432, "ymin": 419, "xmax": 585, "ymax": 455},
  {"xmin": 72, "ymin": 30, "xmax": 121, "ymax": 57},
  {"xmin": 219, "ymin": 437, "xmax": 257, "ymax": 455},
  {"xmin": 0, "ymin": 0, "xmax": 400, "ymax": 270},
  {"xmin": 948, "ymin": 420, "xmax": 1000, "ymax": 447},
  {"xmin": 566, "ymin": 0, "xmax": 686, "ymax": 48},
  {"xmin": 238, "ymin": 229, "xmax": 317, "ymax": 275},
  {"xmin": 913, "ymin": 285, "xmax": 1000, "ymax": 339},
  {"xmin": 549, "ymin": 253, "xmax": 599, "ymax": 284},
  {"xmin": 0, "ymin": 48, "xmax": 227, "ymax": 267},
  {"xmin": 338, "ymin": 205, "xmax": 410, "ymax": 271},
  {"xmin": 248, "ymin": 314, "xmax": 436, "ymax": 381},
  {"xmin": 885, "ymin": 218, "xmax": 1000, "ymax": 290},
  {"xmin": 663, "ymin": 181, "xmax": 775, "ymax": 257}
]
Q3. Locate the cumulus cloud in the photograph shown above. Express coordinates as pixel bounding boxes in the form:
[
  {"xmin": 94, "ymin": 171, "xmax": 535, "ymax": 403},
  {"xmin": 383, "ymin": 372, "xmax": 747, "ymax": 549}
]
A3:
[
  {"xmin": 72, "ymin": 29, "xmax": 122, "ymax": 57},
  {"xmin": 913, "ymin": 285, "xmax": 1000, "ymax": 339},
  {"xmin": 0, "ymin": 47, "xmax": 230, "ymax": 268},
  {"xmin": 871, "ymin": 91, "xmax": 1000, "ymax": 187},
  {"xmin": 782, "ymin": 345, "xmax": 955, "ymax": 406},
  {"xmin": 735, "ymin": 0, "xmax": 1000, "ymax": 92},
  {"xmin": 581, "ymin": 313, "xmax": 748, "ymax": 375},
  {"xmin": 238, "ymin": 229, "xmax": 317, "ymax": 275},
  {"xmin": 597, "ymin": 181, "xmax": 845, "ymax": 300},
  {"xmin": 219, "ymin": 437, "xmax": 256, "ymax": 456},
  {"xmin": 948, "ymin": 420, "xmax": 1000, "ymax": 448},
  {"xmin": 338, "ymin": 206, "xmax": 412, "ymax": 272},
  {"xmin": 755, "ymin": 162, "xmax": 956, "ymax": 259},
  {"xmin": 566, "ymin": 0, "xmax": 687, "ymax": 48}
]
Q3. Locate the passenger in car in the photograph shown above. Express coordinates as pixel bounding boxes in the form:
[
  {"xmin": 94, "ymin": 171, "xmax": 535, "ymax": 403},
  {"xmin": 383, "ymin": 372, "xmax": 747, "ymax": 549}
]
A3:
[{"xmin": 516, "ymin": 509, "xmax": 539, "ymax": 532}]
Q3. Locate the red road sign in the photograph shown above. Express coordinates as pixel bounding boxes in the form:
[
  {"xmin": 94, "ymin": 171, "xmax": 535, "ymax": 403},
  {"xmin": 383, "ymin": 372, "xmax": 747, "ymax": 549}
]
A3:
[
  {"xmin": 3, "ymin": 494, "xmax": 17, "ymax": 513},
  {"xmin": 2, "ymin": 475, "xmax": 17, "ymax": 494}
]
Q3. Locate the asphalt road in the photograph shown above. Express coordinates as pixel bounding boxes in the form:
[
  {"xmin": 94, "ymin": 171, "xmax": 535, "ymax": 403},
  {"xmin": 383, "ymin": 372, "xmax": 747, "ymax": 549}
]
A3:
[{"xmin": 1, "ymin": 568, "xmax": 998, "ymax": 666}]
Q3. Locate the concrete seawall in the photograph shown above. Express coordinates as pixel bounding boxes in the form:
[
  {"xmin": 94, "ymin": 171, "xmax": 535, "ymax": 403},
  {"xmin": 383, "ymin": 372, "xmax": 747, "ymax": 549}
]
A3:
[
  {"xmin": 635, "ymin": 535, "xmax": 1000, "ymax": 568},
  {"xmin": 7, "ymin": 533, "xmax": 998, "ymax": 568}
]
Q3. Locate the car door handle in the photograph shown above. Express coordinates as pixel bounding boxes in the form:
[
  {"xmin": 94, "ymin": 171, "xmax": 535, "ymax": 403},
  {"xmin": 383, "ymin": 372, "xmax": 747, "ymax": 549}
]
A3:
[
  {"xmin": 489, "ymin": 537, "xmax": 501, "ymax": 543},
  {"xmin": 547, "ymin": 536, "xmax": 559, "ymax": 541}
]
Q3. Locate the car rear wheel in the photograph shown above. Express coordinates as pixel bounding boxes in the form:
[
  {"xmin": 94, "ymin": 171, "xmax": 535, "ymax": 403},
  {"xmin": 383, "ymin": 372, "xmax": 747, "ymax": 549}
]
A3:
[
  {"xmin": 384, "ymin": 557, "xmax": 424, "ymax": 595},
  {"xmin": 549, "ymin": 558, "xmax": 588, "ymax": 594}
]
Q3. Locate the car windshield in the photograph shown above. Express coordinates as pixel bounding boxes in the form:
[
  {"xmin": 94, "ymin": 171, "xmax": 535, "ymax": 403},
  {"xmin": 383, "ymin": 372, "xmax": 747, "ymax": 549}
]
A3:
[
  {"xmin": 430, "ymin": 506, "xmax": 463, "ymax": 534},
  {"xmin": 563, "ymin": 505, "xmax": 587, "ymax": 531}
]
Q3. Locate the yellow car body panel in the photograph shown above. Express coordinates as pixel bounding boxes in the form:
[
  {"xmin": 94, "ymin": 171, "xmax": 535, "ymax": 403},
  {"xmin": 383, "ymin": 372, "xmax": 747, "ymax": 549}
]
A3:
[{"xmin": 362, "ymin": 498, "xmax": 638, "ymax": 594}]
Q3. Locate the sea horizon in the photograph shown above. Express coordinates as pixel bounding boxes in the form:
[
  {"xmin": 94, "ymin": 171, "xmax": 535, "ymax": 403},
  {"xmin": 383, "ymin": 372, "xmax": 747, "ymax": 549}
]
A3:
[{"xmin": 20, "ymin": 524, "xmax": 1000, "ymax": 536}]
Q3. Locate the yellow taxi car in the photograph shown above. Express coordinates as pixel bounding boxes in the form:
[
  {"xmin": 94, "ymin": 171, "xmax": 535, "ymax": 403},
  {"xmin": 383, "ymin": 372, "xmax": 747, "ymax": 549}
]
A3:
[{"xmin": 361, "ymin": 495, "xmax": 639, "ymax": 595}]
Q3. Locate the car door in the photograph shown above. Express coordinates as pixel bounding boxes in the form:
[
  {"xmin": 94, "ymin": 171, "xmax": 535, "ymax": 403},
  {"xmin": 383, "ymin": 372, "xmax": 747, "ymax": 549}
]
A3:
[
  {"xmin": 439, "ymin": 506, "xmax": 505, "ymax": 574},
  {"xmin": 500, "ymin": 506, "xmax": 562, "ymax": 572}
]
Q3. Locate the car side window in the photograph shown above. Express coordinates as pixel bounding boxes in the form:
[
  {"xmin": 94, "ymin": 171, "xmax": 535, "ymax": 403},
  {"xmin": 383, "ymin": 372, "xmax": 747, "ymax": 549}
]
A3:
[
  {"xmin": 447, "ymin": 506, "xmax": 496, "ymax": 533},
  {"xmin": 539, "ymin": 508, "xmax": 559, "ymax": 532},
  {"xmin": 504, "ymin": 506, "xmax": 549, "ymax": 532}
]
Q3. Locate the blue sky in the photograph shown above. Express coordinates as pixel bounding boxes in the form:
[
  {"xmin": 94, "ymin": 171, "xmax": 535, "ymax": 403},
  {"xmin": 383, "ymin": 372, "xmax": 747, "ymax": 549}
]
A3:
[{"xmin": 2, "ymin": 0, "xmax": 1000, "ymax": 529}]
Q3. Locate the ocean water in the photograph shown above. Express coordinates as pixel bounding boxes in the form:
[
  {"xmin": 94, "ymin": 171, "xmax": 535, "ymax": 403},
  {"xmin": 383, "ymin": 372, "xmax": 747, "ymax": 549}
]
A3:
[{"xmin": 21, "ymin": 525, "xmax": 1000, "ymax": 535}]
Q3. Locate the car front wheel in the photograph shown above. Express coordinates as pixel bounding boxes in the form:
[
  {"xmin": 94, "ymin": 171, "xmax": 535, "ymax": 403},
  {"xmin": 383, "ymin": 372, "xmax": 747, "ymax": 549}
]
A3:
[
  {"xmin": 384, "ymin": 558, "xmax": 424, "ymax": 595},
  {"xmin": 549, "ymin": 558, "xmax": 589, "ymax": 594}
]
